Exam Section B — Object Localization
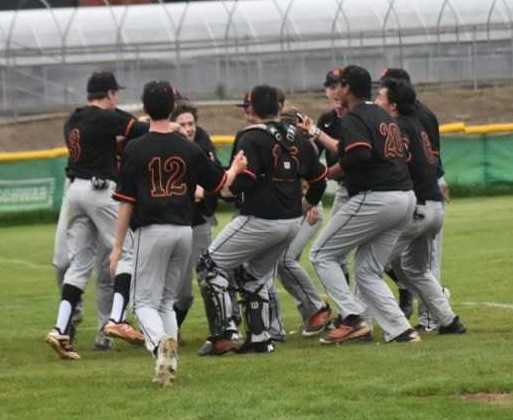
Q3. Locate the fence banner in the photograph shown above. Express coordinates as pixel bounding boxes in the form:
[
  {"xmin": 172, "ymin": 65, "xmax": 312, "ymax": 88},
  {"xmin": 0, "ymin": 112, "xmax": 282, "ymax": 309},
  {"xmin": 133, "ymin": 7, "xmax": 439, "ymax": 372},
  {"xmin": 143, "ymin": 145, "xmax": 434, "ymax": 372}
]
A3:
[{"xmin": 2, "ymin": 134, "xmax": 513, "ymax": 215}]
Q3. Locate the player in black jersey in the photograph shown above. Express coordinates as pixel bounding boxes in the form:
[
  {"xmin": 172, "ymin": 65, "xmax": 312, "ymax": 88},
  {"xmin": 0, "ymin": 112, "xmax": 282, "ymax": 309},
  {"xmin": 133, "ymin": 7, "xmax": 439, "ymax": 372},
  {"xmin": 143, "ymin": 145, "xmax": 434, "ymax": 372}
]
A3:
[
  {"xmin": 47, "ymin": 72, "xmax": 149, "ymax": 360},
  {"xmin": 196, "ymin": 85, "xmax": 327, "ymax": 354},
  {"xmin": 381, "ymin": 68, "xmax": 450, "ymax": 329},
  {"xmin": 169, "ymin": 103, "xmax": 222, "ymax": 339},
  {"xmin": 376, "ymin": 79, "xmax": 466, "ymax": 335},
  {"xmin": 299, "ymin": 65, "xmax": 419, "ymax": 344},
  {"xmin": 109, "ymin": 81, "xmax": 246, "ymax": 385}
]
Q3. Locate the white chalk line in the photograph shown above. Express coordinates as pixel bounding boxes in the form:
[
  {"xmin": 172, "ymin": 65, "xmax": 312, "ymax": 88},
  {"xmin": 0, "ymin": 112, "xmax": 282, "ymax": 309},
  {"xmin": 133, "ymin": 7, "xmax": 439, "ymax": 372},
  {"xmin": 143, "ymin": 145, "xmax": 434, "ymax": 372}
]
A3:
[
  {"xmin": 0, "ymin": 256, "xmax": 52, "ymax": 270},
  {"xmin": 461, "ymin": 301, "xmax": 513, "ymax": 310}
]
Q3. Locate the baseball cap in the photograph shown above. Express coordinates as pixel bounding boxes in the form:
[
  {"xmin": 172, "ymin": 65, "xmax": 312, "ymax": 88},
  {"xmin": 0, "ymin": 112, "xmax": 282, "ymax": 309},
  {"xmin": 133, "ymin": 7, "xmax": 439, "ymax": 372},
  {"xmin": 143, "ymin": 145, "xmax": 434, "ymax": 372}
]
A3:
[
  {"xmin": 323, "ymin": 67, "xmax": 344, "ymax": 87},
  {"xmin": 235, "ymin": 92, "xmax": 250, "ymax": 108},
  {"xmin": 87, "ymin": 71, "xmax": 124, "ymax": 94}
]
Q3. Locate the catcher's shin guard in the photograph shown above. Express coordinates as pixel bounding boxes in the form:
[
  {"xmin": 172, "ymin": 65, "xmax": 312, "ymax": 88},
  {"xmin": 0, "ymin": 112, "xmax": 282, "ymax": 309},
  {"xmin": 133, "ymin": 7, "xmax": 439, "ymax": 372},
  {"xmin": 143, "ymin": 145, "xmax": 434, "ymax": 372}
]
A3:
[
  {"xmin": 239, "ymin": 268, "xmax": 270, "ymax": 341},
  {"xmin": 197, "ymin": 252, "xmax": 233, "ymax": 338}
]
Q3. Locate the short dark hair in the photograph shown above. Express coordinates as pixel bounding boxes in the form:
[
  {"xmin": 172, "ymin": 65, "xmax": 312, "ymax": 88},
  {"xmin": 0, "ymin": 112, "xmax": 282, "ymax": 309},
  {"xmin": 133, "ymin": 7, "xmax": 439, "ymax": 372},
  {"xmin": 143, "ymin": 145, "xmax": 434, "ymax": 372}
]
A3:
[
  {"xmin": 340, "ymin": 65, "xmax": 372, "ymax": 100},
  {"xmin": 250, "ymin": 85, "xmax": 279, "ymax": 119},
  {"xmin": 380, "ymin": 78, "xmax": 416, "ymax": 115},
  {"xmin": 142, "ymin": 81, "xmax": 176, "ymax": 120},
  {"xmin": 170, "ymin": 103, "xmax": 198, "ymax": 122},
  {"xmin": 380, "ymin": 68, "xmax": 411, "ymax": 84}
]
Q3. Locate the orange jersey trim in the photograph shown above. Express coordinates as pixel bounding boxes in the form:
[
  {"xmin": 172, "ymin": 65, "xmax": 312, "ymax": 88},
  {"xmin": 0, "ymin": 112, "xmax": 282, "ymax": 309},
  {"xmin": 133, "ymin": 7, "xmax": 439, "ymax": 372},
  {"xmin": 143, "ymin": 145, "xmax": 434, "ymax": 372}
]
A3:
[
  {"xmin": 345, "ymin": 142, "xmax": 372, "ymax": 153},
  {"xmin": 112, "ymin": 192, "xmax": 136, "ymax": 203},
  {"xmin": 210, "ymin": 172, "xmax": 228, "ymax": 194},
  {"xmin": 241, "ymin": 169, "xmax": 257, "ymax": 180},
  {"xmin": 124, "ymin": 118, "xmax": 136, "ymax": 138},
  {"xmin": 307, "ymin": 166, "xmax": 328, "ymax": 184}
]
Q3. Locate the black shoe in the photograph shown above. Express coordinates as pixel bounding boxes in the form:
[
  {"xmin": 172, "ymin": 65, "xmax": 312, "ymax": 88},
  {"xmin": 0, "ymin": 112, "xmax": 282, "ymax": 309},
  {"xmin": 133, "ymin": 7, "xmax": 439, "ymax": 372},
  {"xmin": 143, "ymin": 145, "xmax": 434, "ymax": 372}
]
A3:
[
  {"xmin": 392, "ymin": 328, "xmax": 421, "ymax": 343},
  {"xmin": 399, "ymin": 289, "xmax": 414, "ymax": 319},
  {"xmin": 236, "ymin": 339, "xmax": 275, "ymax": 354},
  {"xmin": 439, "ymin": 316, "xmax": 466, "ymax": 334}
]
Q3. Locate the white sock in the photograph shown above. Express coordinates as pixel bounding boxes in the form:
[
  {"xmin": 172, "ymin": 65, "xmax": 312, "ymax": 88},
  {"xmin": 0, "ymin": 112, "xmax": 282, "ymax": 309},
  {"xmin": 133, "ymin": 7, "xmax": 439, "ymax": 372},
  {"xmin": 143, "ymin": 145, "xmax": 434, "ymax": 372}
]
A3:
[
  {"xmin": 55, "ymin": 300, "xmax": 72, "ymax": 334},
  {"xmin": 110, "ymin": 293, "xmax": 126, "ymax": 323}
]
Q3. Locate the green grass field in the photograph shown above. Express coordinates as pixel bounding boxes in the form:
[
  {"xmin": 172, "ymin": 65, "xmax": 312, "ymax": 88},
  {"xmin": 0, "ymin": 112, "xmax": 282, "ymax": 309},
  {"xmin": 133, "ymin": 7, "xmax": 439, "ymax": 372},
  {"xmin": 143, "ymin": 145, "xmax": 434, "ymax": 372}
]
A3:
[{"xmin": 1, "ymin": 196, "xmax": 512, "ymax": 420}]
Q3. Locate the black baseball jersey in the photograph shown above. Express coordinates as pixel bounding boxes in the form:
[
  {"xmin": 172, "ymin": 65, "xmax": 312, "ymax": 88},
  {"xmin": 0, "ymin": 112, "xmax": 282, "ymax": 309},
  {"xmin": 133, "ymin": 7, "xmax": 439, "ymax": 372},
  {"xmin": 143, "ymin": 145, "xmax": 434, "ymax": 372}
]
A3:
[
  {"xmin": 337, "ymin": 102, "xmax": 413, "ymax": 196},
  {"xmin": 396, "ymin": 115, "xmax": 443, "ymax": 203},
  {"xmin": 192, "ymin": 126, "xmax": 220, "ymax": 226},
  {"xmin": 230, "ymin": 121, "xmax": 327, "ymax": 220},
  {"xmin": 113, "ymin": 131, "xmax": 226, "ymax": 230},
  {"xmin": 415, "ymin": 100, "xmax": 444, "ymax": 178},
  {"xmin": 64, "ymin": 106, "xmax": 147, "ymax": 181},
  {"xmin": 317, "ymin": 109, "xmax": 342, "ymax": 167}
]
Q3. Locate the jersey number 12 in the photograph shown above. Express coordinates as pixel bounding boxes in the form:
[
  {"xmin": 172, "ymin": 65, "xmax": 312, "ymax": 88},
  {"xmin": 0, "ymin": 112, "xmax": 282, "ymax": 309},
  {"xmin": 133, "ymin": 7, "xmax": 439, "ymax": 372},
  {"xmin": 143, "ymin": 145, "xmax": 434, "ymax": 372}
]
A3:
[{"xmin": 148, "ymin": 156, "xmax": 187, "ymax": 197}]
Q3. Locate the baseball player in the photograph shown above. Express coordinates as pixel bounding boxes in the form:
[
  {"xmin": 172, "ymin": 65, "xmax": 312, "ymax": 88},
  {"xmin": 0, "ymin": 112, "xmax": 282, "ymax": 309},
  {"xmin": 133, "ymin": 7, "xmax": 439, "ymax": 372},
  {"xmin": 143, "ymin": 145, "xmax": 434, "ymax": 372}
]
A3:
[
  {"xmin": 299, "ymin": 65, "xmax": 419, "ymax": 344},
  {"xmin": 109, "ymin": 80, "xmax": 247, "ymax": 385},
  {"xmin": 196, "ymin": 85, "xmax": 327, "ymax": 354},
  {"xmin": 375, "ymin": 79, "xmax": 466, "ymax": 334},
  {"xmin": 275, "ymin": 108, "xmax": 332, "ymax": 336},
  {"xmin": 381, "ymin": 68, "xmax": 449, "ymax": 330},
  {"xmin": 169, "ymin": 103, "xmax": 221, "ymax": 336},
  {"xmin": 46, "ymin": 71, "xmax": 147, "ymax": 360}
]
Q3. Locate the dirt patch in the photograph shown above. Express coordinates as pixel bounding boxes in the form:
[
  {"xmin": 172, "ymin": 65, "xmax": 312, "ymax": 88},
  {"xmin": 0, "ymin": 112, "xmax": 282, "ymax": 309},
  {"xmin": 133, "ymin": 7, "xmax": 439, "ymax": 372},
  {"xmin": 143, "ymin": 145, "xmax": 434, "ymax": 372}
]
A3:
[
  {"xmin": 462, "ymin": 393, "xmax": 513, "ymax": 406},
  {"xmin": 3, "ymin": 83, "xmax": 513, "ymax": 153}
]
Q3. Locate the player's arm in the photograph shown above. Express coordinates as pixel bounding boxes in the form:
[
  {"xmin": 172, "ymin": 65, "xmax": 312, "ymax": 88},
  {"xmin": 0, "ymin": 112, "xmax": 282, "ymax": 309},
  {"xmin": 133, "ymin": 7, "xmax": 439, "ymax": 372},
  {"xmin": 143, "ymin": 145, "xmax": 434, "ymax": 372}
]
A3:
[
  {"xmin": 195, "ymin": 145, "xmax": 247, "ymax": 198},
  {"xmin": 110, "ymin": 148, "xmax": 137, "ymax": 277},
  {"xmin": 302, "ymin": 140, "xmax": 328, "ymax": 207},
  {"xmin": 109, "ymin": 202, "xmax": 133, "ymax": 278},
  {"xmin": 228, "ymin": 132, "xmax": 262, "ymax": 195},
  {"xmin": 297, "ymin": 115, "xmax": 339, "ymax": 153}
]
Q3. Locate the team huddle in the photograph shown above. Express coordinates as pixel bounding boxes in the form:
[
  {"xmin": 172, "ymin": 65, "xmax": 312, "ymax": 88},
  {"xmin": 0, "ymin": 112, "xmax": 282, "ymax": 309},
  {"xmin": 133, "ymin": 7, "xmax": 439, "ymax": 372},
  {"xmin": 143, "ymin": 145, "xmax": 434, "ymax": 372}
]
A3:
[{"xmin": 46, "ymin": 65, "xmax": 466, "ymax": 386}]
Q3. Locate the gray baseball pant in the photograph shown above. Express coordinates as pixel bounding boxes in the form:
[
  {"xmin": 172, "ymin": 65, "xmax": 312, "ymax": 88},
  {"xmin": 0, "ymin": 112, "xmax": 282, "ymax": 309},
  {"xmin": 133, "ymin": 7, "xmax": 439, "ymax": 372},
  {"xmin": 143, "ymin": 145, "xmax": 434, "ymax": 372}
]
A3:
[
  {"xmin": 311, "ymin": 190, "xmax": 416, "ymax": 341},
  {"xmin": 54, "ymin": 179, "xmax": 116, "ymax": 330},
  {"xmin": 175, "ymin": 217, "xmax": 214, "ymax": 313},
  {"xmin": 132, "ymin": 225, "xmax": 192, "ymax": 354},
  {"xmin": 208, "ymin": 215, "xmax": 301, "ymax": 343},
  {"xmin": 276, "ymin": 204, "xmax": 325, "ymax": 322},
  {"xmin": 390, "ymin": 202, "xmax": 454, "ymax": 328}
]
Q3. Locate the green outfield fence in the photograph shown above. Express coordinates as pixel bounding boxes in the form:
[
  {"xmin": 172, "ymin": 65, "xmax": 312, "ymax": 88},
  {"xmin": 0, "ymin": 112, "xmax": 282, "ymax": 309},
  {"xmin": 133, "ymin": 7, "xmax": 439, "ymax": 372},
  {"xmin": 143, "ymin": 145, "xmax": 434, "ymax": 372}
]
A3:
[{"xmin": 1, "ymin": 129, "xmax": 513, "ymax": 217}]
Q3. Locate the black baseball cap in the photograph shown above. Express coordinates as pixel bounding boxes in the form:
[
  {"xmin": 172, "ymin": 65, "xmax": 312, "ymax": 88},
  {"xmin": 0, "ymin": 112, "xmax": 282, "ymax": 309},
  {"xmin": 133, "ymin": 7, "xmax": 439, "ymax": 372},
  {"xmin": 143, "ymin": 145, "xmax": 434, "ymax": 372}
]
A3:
[
  {"xmin": 323, "ymin": 67, "xmax": 344, "ymax": 87},
  {"xmin": 236, "ymin": 92, "xmax": 250, "ymax": 108},
  {"xmin": 87, "ymin": 71, "xmax": 124, "ymax": 94}
]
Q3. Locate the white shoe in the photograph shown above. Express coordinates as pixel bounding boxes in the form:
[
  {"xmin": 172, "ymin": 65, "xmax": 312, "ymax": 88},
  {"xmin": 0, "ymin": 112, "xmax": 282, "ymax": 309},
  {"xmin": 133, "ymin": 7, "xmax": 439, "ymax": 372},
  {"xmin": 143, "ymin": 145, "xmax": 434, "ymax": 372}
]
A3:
[
  {"xmin": 46, "ymin": 329, "xmax": 81, "ymax": 360},
  {"xmin": 153, "ymin": 337, "xmax": 178, "ymax": 386}
]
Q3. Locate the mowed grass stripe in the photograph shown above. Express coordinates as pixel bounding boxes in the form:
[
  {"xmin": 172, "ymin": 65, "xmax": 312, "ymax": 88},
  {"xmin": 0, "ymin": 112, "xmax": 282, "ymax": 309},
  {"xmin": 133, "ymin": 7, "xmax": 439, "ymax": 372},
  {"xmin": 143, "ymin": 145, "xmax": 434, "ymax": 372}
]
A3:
[{"xmin": 0, "ymin": 196, "xmax": 512, "ymax": 420}]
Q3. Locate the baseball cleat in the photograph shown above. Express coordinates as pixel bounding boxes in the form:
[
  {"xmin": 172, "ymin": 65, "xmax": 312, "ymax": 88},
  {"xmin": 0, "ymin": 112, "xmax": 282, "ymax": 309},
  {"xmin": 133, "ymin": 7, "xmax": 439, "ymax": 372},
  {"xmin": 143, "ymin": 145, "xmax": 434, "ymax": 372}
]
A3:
[
  {"xmin": 391, "ymin": 328, "xmax": 421, "ymax": 343},
  {"xmin": 93, "ymin": 330, "xmax": 113, "ymax": 351},
  {"xmin": 439, "ymin": 316, "xmax": 466, "ymax": 335},
  {"xmin": 236, "ymin": 339, "xmax": 275, "ymax": 354},
  {"xmin": 103, "ymin": 320, "xmax": 145, "ymax": 345},
  {"xmin": 319, "ymin": 315, "xmax": 370, "ymax": 344},
  {"xmin": 414, "ymin": 324, "xmax": 438, "ymax": 334},
  {"xmin": 153, "ymin": 337, "xmax": 178, "ymax": 386},
  {"xmin": 46, "ymin": 329, "xmax": 81, "ymax": 360},
  {"xmin": 302, "ymin": 304, "xmax": 332, "ymax": 337},
  {"xmin": 197, "ymin": 337, "xmax": 238, "ymax": 356}
]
